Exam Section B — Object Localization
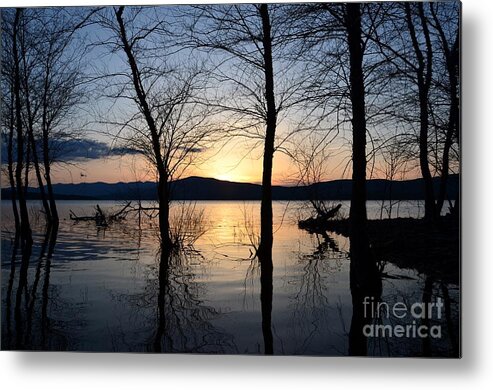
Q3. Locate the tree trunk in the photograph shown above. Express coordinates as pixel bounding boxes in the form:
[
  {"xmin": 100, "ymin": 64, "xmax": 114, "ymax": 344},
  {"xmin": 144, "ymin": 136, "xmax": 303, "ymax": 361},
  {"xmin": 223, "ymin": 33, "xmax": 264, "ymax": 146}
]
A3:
[
  {"xmin": 26, "ymin": 122, "xmax": 52, "ymax": 222},
  {"xmin": 345, "ymin": 4, "xmax": 382, "ymax": 356},
  {"xmin": 158, "ymin": 175, "xmax": 172, "ymax": 248},
  {"xmin": 418, "ymin": 91, "xmax": 435, "ymax": 221},
  {"xmin": 7, "ymin": 85, "xmax": 20, "ymax": 232},
  {"xmin": 115, "ymin": 6, "xmax": 171, "ymax": 247},
  {"xmin": 43, "ymin": 161, "xmax": 59, "ymax": 225},
  {"xmin": 406, "ymin": 3, "xmax": 436, "ymax": 222},
  {"xmin": 257, "ymin": 4, "xmax": 277, "ymax": 260},
  {"xmin": 436, "ymin": 26, "xmax": 460, "ymax": 216},
  {"xmin": 12, "ymin": 8, "xmax": 32, "ymax": 246},
  {"xmin": 41, "ymin": 52, "xmax": 59, "ymax": 225},
  {"xmin": 19, "ymin": 28, "xmax": 52, "ymax": 223},
  {"xmin": 346, "ymin": 3, "xmax": 369, "ymax": 265},
  {"xmin": 257, "ymin": 4, "xmax": 276, "ymax": 355},
  {"xmin": 42, "ymin": 81, "xmax": 59, "ymax": 225},
  {"xmin": 41, "ymin": 117, "xmax": 59, "ymax": 226}
]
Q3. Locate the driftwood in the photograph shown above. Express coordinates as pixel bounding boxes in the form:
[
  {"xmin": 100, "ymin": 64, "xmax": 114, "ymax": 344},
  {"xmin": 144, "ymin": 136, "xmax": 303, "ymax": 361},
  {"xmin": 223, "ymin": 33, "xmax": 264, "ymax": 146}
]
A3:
[
  {"xmin": 298, "ymin": 203, "xmax": 342, "ymax": 233},
  {"xmin": 69, "ymin": 202, "xmax": 132, "ymax": 227}
]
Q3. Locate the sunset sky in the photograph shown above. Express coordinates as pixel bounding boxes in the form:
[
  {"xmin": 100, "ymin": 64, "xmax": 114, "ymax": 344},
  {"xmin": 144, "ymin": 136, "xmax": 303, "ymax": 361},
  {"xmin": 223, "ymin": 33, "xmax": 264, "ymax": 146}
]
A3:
[
  {"xmin": 0, "ymin": 5, "xmax": 425, "ymax": 188},
  {"xmin": 46, "ymin": 138, "xmax": 351, "ymax": 186},
  {"xmin": 38, "ymin": 7, "xmax": 353, "ymax": 187}
]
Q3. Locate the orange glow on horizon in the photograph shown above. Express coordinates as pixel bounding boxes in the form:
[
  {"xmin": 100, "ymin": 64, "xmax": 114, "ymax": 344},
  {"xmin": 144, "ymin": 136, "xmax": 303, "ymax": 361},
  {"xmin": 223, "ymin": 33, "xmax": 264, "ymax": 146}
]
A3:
[{"xmin": 8, "ymin": 142, "xmax": 425, "ymax": 188}]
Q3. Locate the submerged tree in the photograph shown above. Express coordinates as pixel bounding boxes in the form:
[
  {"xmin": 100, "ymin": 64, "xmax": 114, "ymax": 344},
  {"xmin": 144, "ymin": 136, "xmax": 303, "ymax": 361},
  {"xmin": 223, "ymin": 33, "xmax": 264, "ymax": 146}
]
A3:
[
  {"xmin": 345, "ymin": 3, "xmax": 369, "ymax": 261},
  {"xmin": 279, "ymin": 1, "xmax": 386, "ymax": 355},
  {"xmin": 35, "ymin": 9, "xmax": 91, "ymax": 225},
  {"xmin": 367, "ymin": 2, "xmax": 460, "ymax": 220},
  {"xmin": 186, "ymin": 4, "xmax": 311, "ymax": 258},
  {"xmin": 11, "ymin": 8, "xmax": 32, "ymax": 246},
  {"xmin": 345, "ymin": 3, "xmax": 382, "ymax": 356},
  {"xmin": 185, "ymin": 3, "xmax": 309, "ymax": 354},
  {"xmin": 1, "ymin": 7, "xmax": 91, "ymax": 227},
  {"xmin": 257, "ymin": 3, "xmax": 277, "ymax": 259},
  {"xmin": 1, "ymin": 14, "xmax": 21, "ymax": 233},
  {"xmin": 96, "ymin": 6, "xmax": 216, "ymax": 248},
  {"xmin": 404, "ymin": 2, "xmax": 436, "ymax": 221},
  {"xmin": 429, "ymin": 2, "xmax": 460, "ymax": 216}
]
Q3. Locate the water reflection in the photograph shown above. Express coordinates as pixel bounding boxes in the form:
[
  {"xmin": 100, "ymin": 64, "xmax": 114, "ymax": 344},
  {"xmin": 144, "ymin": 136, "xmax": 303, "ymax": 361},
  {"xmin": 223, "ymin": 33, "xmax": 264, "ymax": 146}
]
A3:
[
  {"xmin": 348, "ymin": 254, "xmax": 382, "ymax": 356},
  {"xmin": 1, "ymin": 200, "xmax": 459, "ymax": 356},
  {"xmin": 5, "ymin": 232, "xmax": 19, "ymax": 345},
  {"xmin": 3, "ymin": 223, "xmax": 63, "ymax": 350},
  {"xmin": 151, "ymin": 247, "xmax": 236, "ymax": 353},
  {"xmin": 258, "ymin": 250, "xmax": 273, "ymax": 355}
]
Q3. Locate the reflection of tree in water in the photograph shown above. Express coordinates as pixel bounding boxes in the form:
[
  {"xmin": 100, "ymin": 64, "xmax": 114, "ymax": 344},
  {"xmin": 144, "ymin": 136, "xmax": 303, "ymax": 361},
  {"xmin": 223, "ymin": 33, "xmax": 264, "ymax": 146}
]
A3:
[
  {"xmin": 111, "ymin": 242, "xmax": 236, "ymax": 353},
  {"xmin": 367, "ymin": 273, "xmax": 459, "ymax": 357},
  {"xmin": 295, "ymin": 232, "xmax": 344, "ymax": 308},
  {"xmin": 152, "ymin": 247, "xmax": 236, "ymax": 353},
  {"xmin": 258, "ymin": 249, "xmax": 273, "ymax": 355},
  {"xmin": 440, "ymin": 282, "xmax": 459, "ymax": 356},
  {"xmin": 287, "ymin": 231, "xmax": 346, "ymax": 353},
  {"xmin": 2, "ymin": 224, "xmax": 84, "ymax": 351},
  {"xmin": 4, "ymin": 232, "xmax": 20, "ymax": 346},
  {"xmin": 341, "ymin": 246, "xmax": 460, "ymax": 358},
  {"xmin": 348, "ymin": 255, "xmax": 382, "ymax": 357}
]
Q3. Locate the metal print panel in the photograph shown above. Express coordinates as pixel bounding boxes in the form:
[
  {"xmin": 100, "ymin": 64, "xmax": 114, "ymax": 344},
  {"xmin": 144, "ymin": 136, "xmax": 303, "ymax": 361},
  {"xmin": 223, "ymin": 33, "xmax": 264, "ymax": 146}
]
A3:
[{"xmin": 0, "ymin": 1, "xmax": 461, "ymax": 357}]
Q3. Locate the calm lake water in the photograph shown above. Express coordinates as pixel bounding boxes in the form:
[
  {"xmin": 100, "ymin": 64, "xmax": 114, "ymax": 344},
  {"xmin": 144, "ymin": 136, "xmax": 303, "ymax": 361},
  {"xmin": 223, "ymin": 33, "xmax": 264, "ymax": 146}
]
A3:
[{"xmin": 1, "ymin": 200, "xmax": 459, "ymax": 356}]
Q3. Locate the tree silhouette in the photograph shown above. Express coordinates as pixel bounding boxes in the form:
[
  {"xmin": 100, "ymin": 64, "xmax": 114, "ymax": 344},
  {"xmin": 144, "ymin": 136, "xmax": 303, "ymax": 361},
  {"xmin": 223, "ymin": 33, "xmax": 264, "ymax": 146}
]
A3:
[{"xmin": 97, "ymin": 6, "xmax": 217, "ymax": 247}]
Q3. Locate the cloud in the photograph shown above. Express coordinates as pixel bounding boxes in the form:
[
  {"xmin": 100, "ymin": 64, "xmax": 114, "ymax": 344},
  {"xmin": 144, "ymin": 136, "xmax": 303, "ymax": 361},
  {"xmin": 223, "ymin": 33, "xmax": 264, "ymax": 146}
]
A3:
[
  {"xmin": 110, "ymin": 146, "xmax": 143, "ymax": 156},
  {"xmin": 1, "ymin": 136, "xmax": 142, "ymax": 163},
  {"xmin": 55, "ymin": 139, "xmax": 111, "ymax": 160},
  {"xmin": 176, "ymin": 145, "xmax": 205, "ymax": 153},
  {"xmin": 52, "ymin": 138, "xmax": 142, "ymax": 161}
]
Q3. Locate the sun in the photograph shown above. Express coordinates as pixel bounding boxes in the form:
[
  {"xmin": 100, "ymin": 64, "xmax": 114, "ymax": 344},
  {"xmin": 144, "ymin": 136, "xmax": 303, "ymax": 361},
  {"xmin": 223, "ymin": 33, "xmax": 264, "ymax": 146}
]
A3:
[{"xmin": 216, "ymin": 174, "xmax": 235, "ymax": 182}]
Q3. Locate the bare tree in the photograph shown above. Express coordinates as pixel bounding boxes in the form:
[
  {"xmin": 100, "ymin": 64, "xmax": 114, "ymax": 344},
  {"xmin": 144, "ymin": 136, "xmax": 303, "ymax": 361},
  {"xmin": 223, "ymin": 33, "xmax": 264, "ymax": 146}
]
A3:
[
  {"xmin": 429, "ymin": 2, "xmax": 460, "ymax": 216},
  {"xmin": 257, "ymin": 4, "xmax": 277, "ymax": 259},
  {"xmin": 344, "ymin": 3, "xmax": 384, "ymax": 356},
  {"xmin": 15, "ymin": 9, "xmax": 52, "ymax": 222},
  {"xmin": 36, "ymin": 9, "xmax": 91, "ymax": 225},
  {"xmin": 185, "ymin": 4, "xmax": 311, "ymax": 258},
  {"xmin": 363, "ymin": 3, "xmax": 439, "ymax": 221},
  {"xmin": 185, "ymin": 3, "xmax": 309, "ymax": 354},
  {"xmin": 96, "ymin": 6, "xmax": 216, "ymax": 248},
  {"xmin": 12, "ymin": 8, "xmax": 33, "ymax": 246},
  {"xmin": 2, "ymin": 8, "xmax": 92, "ymax": 227},
  {"xmin": 287, "ymin": 1, "xmax": 386, "ymax": 355},
  {"xmin": 345, "ymin": 3, "xmax": 369, "ymax": 261},
  {"xmin": 404, "ymin": 3, "xmax": 436, "ymax": 221},
  {"xmin": 351, "ymin": 2, "xmax": 460, "ymax": 220},
  {"xmin": 1, "ymin": 16, "xmax": 21, "ymax": 232}
]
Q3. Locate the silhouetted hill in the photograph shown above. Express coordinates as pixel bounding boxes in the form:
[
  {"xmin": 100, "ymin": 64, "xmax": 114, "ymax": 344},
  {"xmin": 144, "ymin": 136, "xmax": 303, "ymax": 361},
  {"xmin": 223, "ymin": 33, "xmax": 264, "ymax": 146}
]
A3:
[{"xmin": 1, "ymin": 174, "xmax": 459, "ymax": 201}]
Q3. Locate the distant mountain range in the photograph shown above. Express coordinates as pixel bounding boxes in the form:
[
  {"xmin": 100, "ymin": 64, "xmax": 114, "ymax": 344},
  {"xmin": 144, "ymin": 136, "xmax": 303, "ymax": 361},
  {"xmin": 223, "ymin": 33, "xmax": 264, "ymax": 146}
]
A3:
[{"xmin": 1, "ymin": 175, "xmax": 459, "ymax": 201}]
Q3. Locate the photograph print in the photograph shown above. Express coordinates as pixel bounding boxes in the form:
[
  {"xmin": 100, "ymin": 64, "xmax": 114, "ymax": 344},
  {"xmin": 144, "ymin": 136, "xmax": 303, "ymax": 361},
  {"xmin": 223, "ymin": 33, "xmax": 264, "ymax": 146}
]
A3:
[{"xmin": 1, "ymin": 1, "xmax": 460, "ymax": 357}]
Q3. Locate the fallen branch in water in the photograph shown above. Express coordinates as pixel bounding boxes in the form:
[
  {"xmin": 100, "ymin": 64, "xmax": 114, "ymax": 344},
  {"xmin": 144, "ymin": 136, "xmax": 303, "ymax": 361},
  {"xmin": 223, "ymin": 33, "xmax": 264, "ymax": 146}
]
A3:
[
  {"xmin": 298, "ymin": 203, "xmax": 342, "ymax": 233},
  {"xmin": 69, "ymin": 202, "xmax": 132, "ymax": 227}
]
